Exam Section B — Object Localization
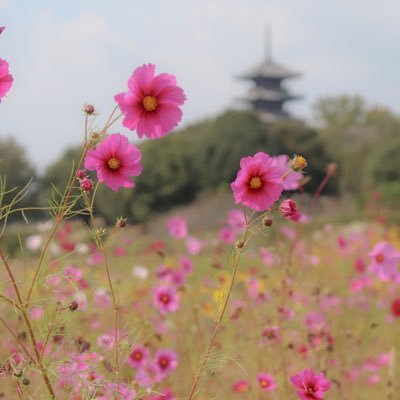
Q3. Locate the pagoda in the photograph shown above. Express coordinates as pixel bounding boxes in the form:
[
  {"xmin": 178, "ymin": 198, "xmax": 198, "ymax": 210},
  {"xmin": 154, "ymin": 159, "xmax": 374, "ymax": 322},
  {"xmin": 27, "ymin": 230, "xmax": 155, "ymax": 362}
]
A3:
[{"xmin": 238, "ymin": 32, "xmax": 302, "ymax": 123}]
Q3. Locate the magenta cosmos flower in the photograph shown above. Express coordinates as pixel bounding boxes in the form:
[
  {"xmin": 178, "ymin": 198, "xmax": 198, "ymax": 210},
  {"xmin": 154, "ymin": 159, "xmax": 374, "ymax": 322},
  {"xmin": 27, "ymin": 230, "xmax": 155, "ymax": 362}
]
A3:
[
  {"xmin": 0, "ymin": 58, "xmax": 14, "ymax": 102},
  {"xmin": 290, "ymin": 369, "xmax": 332, "ymax": 400},
  {"xmin": 368, "ymin": 242, "xmax": 400, "ymax": 281},
  {"xmin": 85, "ymin": 134, "xmax": 142, "ymax": 191},
  {"xmin": 257, "ymin": 373, "xmax": 277, "ymax": 391},
  {"xmin": 280, "ymin": 199, "xmax": 302, "ymax": 222},
  {"xmin": 231, "ymin": 152, "xmax": 283, "ymax": 211},
  {"xmin": 114, "ymin": 63, "xmax": 186, "ymax": 139}
]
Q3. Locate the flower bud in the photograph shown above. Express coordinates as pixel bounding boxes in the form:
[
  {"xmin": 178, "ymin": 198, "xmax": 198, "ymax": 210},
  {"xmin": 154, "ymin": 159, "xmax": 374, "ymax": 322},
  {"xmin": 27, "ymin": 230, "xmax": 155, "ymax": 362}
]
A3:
[
  {"xmin": 326, "ymin": 162, "xmax": 338, "ymax": 176},
  {"xmin": 76, "ymin": 169, "xmax": 86, "ymax": 180},
  {"xmin": 80, "ymin": 178, "xmax": 93, "ymax": 192},
  {"xmin": 22, "ymin": 378, "xmax": 30, "ymax": 386},
  {"xmin": 290, "ymin": 155, "xmax": 307, "ymax": 171},
  {"xmin": 117, "ymin": 217, "xmax": 127, "ymax": 228},
  {"xmin": 83, "ymin": 104, "xmax": 95, "ymax": 115},
  {"xmin": 263, "ymin": 217, "xmax": 273, "ymax": 227},
  {"xmin": 69, "ymin": 300, "xmax": 79, "ymax": 311},
  {"xmin": 236, "ymin": 240, "xmax": 245, "ymax": 249}
]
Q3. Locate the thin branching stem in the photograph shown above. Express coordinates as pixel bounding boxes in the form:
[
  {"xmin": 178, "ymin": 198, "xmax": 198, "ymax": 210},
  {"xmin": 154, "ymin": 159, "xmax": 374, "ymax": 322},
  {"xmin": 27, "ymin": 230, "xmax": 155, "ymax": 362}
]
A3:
[{"xmin": 185, "ymin": 219, "xmax": 251, "ymax": 400}]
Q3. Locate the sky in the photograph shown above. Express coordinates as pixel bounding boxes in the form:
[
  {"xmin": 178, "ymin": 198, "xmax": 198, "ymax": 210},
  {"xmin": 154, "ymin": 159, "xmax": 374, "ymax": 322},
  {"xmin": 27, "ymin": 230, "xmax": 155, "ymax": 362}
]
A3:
[{"xmin": 1, "ymin": 0, "xmax": 400, "ymax": 171}]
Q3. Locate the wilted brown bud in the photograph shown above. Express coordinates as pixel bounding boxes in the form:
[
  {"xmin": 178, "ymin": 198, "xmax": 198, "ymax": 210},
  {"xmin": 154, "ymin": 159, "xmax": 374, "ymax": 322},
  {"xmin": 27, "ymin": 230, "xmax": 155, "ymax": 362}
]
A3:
[{"xmin": 326, "ymin": 162, "xmax": 338, "ymax": 176}]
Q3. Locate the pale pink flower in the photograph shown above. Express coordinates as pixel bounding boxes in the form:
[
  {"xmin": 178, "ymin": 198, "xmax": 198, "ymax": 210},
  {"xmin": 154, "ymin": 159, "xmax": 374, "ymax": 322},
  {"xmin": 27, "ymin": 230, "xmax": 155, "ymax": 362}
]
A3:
[
  {"xmin": 115, "ymin": 63, "xmax": 186, "ymax": 139},
  {"xmin": 85, "ymin": 133, "xmax": 143, "ymax": 191},
  {"xmin": 186, "ymin": 236, "xmax": 203, "ymax": 255},
  {"xmin": 368, "ymin": 242, "xmax": 400, "ymax": 281},
  {"xmin": 257, "ymin": 373, "xmax": 277, "ymax": 391},
  {"xmin": 167, "ymin": 216, "xmax": 187, "ymax": 239},
  {"xmin": 219, "ymin": 227, "xmax": 236, "ymax": 244},
  {"xmin": 231, "ymin": 152, "xmax": 283, "ymax": 211},
  {"xmin": 97, "ymin": 334, "xmax": 114, "ymax": 350},
  {"xmin": 152, "ymin": 286, "xmax": 180, "ymax": 314},
  {"xmin": 0, "ymin": 58, "xmax": 13, "ymax": 101},
  {"xmin": 272, "ymin": 154, "xmax": 303, "ymax": 190},
  {"xmin": 153, "ymin": 348, "xmax": 178, "ymax": 376},
  {"xmin": 29, "ymin": 307, "xmax": 44, "ymax": 320},
  {"xmin": 227, "ymin": 209, "xmax": 246, "ymax": 233},
  {"xmin": 290, "ymin": 368, "xmax": 332, "ymax": 400}
]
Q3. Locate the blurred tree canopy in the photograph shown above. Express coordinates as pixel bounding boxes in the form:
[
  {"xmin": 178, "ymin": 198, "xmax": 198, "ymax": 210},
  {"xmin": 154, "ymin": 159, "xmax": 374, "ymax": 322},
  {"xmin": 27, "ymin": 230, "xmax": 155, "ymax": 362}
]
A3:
[{"xmin": 313, "ymin": 95, "xmax": 400, "ymax": 196}]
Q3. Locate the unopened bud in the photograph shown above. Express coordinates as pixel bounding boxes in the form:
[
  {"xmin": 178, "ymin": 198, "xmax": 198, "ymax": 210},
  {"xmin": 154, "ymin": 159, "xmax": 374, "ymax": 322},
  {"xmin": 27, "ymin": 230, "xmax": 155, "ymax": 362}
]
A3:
[
  {"xmin": 264, "ymin": 217, "xmax": 273, "ymax": 227},
  {"xmin": 80, "ymin": 178, "xmax": 93, "ymax": 192},
  {"xmin": 84, "ymin": 104, "xmax": 95, "ymax": 115},
  {"xmin": 76, "ymin": 170, "xmax": 86, "ymax": 180},
  {"xmin": 69, "ymin": 300, "xmax": 79, "ymax": 311},
  {"xmin": 326, "ymin": 162, "xmax": 338, "ymax": 176},
  {"xmin": 291, "ymin": 155, "xmax": 308, "ymax": 172},
  {"xmin": 236, "ymin": 240, "xmax": 245, "ymax": 249},
  {"xmin": 22, "ymin": 378, "xmax": 30, "ymax": 386},
  {"xmin": 117, "ymin": 218, "xmax": 127, "ymax": 228}
]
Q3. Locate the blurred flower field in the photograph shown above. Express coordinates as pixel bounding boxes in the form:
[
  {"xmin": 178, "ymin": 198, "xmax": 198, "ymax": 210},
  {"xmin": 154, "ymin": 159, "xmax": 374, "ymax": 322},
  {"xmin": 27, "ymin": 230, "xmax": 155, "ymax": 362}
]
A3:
[{"xmin": 1, "ymin": 213, "xmax": 399, "ymax": 399}]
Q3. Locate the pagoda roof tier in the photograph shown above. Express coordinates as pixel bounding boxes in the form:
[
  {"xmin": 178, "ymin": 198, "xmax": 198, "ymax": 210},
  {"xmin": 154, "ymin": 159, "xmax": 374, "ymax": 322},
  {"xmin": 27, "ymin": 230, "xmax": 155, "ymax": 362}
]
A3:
[
  {"xmin": 239, "ymin": 58, "xmax": 300, "ymax": 80},
  {"xmin": 243, "ymin": 87, "xmax": 302, "ymax": 102}
]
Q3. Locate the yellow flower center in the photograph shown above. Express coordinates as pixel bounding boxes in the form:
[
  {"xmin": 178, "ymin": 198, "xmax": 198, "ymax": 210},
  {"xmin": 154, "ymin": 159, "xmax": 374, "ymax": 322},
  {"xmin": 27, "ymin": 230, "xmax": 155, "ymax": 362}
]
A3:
[
  {"xmin": 294, "ymin": 155, "xmax": 307, "ymax": 170},
  {"xmin": 142, "ymin": 95, "xmax": 158, "ymax": 112},
  {"xmin": 160, "ymin": 294, "xmax": 170, "ymax": 304},
  {"xmin": 133, "ymin": 352, "xmax": 142, "ymax": 360},
  {"xmin": 107, "ymin": 158, "xmax": 120, "ymax": 170},
  {"xmin": 250, "ymin": 177, "xmax": 262, "ymax": 189},
  {"xmin": 260, "ymin": 379, "xmax": 269, "ymax": 387},
  {"xmin": 159, "ymin": 358, "xmax": 168, "ymax": 367},
  {"xmin": 376, "ymin": 253, "xmax": 384, "ymax": 263}
]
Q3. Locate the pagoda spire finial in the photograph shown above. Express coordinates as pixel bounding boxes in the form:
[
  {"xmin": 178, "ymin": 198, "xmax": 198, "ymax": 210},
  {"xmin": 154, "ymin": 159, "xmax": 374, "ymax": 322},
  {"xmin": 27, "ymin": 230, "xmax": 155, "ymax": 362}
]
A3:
[{"xmin": 265, "ymin": 25, "xmax": 272, "ymax": 61}]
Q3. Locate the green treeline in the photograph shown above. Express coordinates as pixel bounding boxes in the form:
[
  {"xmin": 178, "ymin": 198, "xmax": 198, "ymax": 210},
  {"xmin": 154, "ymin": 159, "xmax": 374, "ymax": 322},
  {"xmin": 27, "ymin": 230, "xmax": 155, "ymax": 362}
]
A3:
[{"xmin": 1, "ymin": 95, "xmax": 400, "ymax": 224}]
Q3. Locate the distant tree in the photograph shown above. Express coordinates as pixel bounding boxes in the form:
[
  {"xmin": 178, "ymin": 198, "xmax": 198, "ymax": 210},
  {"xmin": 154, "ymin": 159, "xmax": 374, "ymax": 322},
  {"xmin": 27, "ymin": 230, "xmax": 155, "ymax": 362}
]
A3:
[
  {"xmin": 0, "ymin": 137, "xmax": 38, "ymax": 219},
  {"xmin": 313, "ymin": 95, "xmax": 400, "ymax": 194}
]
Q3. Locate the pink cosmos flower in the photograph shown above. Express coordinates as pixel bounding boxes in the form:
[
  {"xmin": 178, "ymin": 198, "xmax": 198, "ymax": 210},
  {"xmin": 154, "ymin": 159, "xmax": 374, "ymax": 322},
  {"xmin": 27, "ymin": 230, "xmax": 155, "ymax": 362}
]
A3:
[
  {"xmin": 153, "ymin": 348, "xmax": 179, "ymax": 376},
  {"xmin": 152, "ymin": 286, "xmax": 180, "ymax": 314},
  {"xmin": 84, "ymin": 133, "xmax": 143, "ymax": 191},
  {"xmin": 272, "ymin": 154, "xmax": 303, "ymax": 190},
  {"xmin": 368, "ymin": 242, "xmax": 400, "ymax": 281},
  {"xmin": 231, "ymin": 152, "xmax": 283, "ymax": 211},
  {"xmin": 227, "ymin": 209, "xmax": 246, "ymax": 233},
  {"xmin": 167, "ymin": 216, "xmax": 188, "ymax": 239},
  {"xmin": 280, "ymin": 199, "xmax": 302, "ymax": 222},
  {"xmin": 219, "ymin": 227, "xmax": 236, "ymax": 244},
  {"xmin": 0, "ymin": 58, "xmax": 14, "ymax": 101},
  {"xmin": 115, "ymin": 63, "xmax": 186, "ymax": 139},
  {"xmin": 127, "ymin": 345, "xmax": 150, "ymax": 369},
  {"xmin": 232, "ymin": 380, "xmax": 249, "ymax": 393},
  {"xmin": 290, "ymin": 368, "xmax": 332, "ymax": 400},
  {"xmin": 186, "ymin": 236, "xmax": 202, "ymax": 255},
  {"xmin": 257, "ymin": 373, "xmax": 277, "ymax": 391}
]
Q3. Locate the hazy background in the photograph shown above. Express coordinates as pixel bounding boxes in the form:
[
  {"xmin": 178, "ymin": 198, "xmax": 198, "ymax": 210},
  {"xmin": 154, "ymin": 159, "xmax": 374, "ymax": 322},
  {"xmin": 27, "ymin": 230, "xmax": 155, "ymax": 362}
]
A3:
[{"xmin": 1, "ymin": 0, "xmax": 400, "ymax": 170}]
